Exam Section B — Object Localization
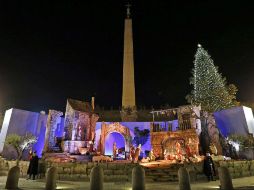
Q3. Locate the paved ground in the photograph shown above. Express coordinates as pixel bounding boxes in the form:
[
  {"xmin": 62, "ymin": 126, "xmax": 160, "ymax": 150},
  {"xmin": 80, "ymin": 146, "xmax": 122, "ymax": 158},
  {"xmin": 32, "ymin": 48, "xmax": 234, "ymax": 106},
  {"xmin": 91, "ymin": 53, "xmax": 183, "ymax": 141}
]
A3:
[{"xmin": 0, "ymin": 176, "xmax": 254, "ymax": 190}]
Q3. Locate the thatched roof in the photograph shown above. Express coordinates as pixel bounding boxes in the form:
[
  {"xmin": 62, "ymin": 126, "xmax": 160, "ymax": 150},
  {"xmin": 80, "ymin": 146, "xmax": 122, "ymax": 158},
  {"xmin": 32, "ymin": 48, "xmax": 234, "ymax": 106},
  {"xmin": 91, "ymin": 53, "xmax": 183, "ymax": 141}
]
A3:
[{"xmin": 67, "ymin": 98, "xmax": 92, "ymax": 112}]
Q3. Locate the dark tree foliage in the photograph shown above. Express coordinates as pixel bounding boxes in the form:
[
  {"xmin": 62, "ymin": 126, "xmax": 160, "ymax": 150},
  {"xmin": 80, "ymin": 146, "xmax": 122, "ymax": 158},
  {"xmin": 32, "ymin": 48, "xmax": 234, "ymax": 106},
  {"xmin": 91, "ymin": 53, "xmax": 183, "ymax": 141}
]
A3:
[{"xmin": 132, "ymin": 127, "xmax": 150, "ymax": 147}]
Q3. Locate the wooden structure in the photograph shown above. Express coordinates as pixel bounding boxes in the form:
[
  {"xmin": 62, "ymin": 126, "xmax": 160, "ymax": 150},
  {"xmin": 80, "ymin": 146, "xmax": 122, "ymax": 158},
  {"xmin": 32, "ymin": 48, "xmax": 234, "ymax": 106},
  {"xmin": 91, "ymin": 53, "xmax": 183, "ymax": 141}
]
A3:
[{"xmin": 150, "ymin": 126, "xmax": 199, "ymax": 159}]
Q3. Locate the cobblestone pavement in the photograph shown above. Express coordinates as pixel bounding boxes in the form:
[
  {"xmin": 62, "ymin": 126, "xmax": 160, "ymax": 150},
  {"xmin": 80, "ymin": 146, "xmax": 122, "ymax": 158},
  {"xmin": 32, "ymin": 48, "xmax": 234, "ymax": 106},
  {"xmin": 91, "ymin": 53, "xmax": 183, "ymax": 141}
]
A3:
[{"xmin": 0, "ymin": 176, "xmax": 254, "ymax": 190}]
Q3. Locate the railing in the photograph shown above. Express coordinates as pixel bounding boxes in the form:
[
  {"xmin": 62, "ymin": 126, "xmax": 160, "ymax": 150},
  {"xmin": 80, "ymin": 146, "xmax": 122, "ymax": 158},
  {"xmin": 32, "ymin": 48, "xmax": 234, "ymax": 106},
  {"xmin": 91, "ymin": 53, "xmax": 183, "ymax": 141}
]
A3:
[
  {"xmin": 178, "ymin": 120, "xmax": 192, "ymax": 130},
  {"xmin": 151, "ymin": 119, "xmax": 191, "ymax": 132},
  {"xmin": 152, "ymin": 122, "xmax": 174, "ymax": 132}
]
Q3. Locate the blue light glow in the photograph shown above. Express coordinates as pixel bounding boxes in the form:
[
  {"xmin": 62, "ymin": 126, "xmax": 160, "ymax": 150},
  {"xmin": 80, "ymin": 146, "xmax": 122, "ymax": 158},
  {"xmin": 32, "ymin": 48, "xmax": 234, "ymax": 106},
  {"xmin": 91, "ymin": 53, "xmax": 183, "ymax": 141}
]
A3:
[{"xmin": 105, "ymin": 132, "xmax": 125, "ymax": 155}]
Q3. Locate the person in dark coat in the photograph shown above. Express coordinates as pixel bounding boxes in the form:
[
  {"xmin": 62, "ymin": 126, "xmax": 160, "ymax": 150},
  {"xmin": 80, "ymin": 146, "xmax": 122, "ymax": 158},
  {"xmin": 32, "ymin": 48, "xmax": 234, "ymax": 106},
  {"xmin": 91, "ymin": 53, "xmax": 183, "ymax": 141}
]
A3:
[
  {"xmin": 27, "ymin": 151, "xmax": 39, "ymax": 180},
  {"xmin": 26, "ymin": 150, "xmax": 33, "ymax": 179},
  {"xmin": 203, "ymin": 152, "xmax": 216, "ymax": 181}
]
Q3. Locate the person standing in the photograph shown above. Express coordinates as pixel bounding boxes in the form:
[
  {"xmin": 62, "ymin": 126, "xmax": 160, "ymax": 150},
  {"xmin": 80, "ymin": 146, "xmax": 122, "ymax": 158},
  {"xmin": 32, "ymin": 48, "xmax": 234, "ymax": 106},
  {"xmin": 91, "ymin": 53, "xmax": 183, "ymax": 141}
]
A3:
[
  {"xmin": 203, "ymin": 152, "xmax": 216, "ymax": 181},
  {"xmin": 27, "ymin": 151, "xmax": 39, "ymax": 180},
  {"xmin": 26, "ymin": 150, "xmax": 33, "ymax": 179}
]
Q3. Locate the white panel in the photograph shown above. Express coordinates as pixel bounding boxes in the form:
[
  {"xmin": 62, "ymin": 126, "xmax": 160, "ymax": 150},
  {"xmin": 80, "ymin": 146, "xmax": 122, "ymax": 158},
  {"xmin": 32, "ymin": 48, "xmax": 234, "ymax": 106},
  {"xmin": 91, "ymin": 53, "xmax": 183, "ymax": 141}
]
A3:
[
  {"xmin": 0, "ymin": 109, "xmax": 13, "ymax": 152},
  {"xmin": 243, "ymin": 106, "xmax": 254, "ymax": 136}
]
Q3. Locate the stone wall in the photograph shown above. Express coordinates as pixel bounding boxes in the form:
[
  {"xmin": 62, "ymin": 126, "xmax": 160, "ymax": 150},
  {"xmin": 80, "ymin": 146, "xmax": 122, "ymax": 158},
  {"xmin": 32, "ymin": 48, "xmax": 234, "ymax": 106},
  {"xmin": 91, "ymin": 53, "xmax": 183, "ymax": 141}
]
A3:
[
  {"xmin": 42, "ymin": 161, "xmax": 211, "ymax": 182},
  {"xmin": 7, "ymin": 161, "xmax": 30, "ymax": 178},
  {"xmin": 45, "ymin": 162, "xmax": 139, "ymax": 182},
  {"xmin": 0, "ymin": 158, "xmax": 45, "ymax": 178},
  {"xmin": 218, "ymin": 160, "xmax": 254, "ymax": 178},
  {"xmin": 0, "ymin": 156, "xmax": 9, "ymax": 176},
  {"xmin": 183, "ymin": 160, "xmax": 254, "ymax": 181},
  {"xmin": 1, "ymin": 157, "xmax": 254, "ymax": 182}
]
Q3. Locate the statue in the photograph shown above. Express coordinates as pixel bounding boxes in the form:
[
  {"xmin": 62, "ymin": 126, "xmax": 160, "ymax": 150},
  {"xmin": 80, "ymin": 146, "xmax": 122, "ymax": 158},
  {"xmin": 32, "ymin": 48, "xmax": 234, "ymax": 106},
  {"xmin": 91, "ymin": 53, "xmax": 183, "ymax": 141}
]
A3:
[
  {"xmin": 126, "ymin": 3, "xmax": 131, "ymax": 18},
  {"xmin": 113, "ymin": 142, "xmax": 117, "ymax": 159},
  {"xmin": 71, "ymin": 122, "xmax": 78, "ymax": 140},
  {"xmin": 185, "ymin": 143, "xmax": 192, "ymax": 158},
  {"xmin": 130, "ymin": 146, "xmax": 135, "ymax": 161},
  {"xmin": 175, "ymin": 141, "xmax": 183, "ymax": 161},
  {"xmin": 191, "ymin": 105, "xmax": 202, "ymax": 135},
  {"xmin": 77, "ymin": 124, "xmax": 82, "ymax": 140},
  {"xmin": 209, "ymin": 143, "xmax": 218, "ymax": 155},
  {"xmin": 133, "ymin": 144, "xmax": 141, "ymax": 163},
  {"xmin": 207, "ymin": 114, "xmax": 222, "ymax": 154},
  {"xmin": 164, "ymin": 149, "xmax": 169, "ymax": 160},
  {"xmin": 149, "ymin": 149, "xmax": 156, "ymax": 161}
]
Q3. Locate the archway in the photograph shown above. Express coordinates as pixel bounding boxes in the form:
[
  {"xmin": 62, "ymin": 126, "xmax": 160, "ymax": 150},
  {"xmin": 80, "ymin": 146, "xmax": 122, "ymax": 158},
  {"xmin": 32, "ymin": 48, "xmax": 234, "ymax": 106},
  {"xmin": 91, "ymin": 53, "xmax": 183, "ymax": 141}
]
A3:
[
  {"xmin": 162, "ymin": 137, "xmax": 185, "ymax": 160},
  {"xmin": 105, "ymin": 132, "xmax": 125, "ymax": 159},
  {"xmin": 151, "ymin": 128, "xmax": 199, "ymax": 159},
  {"xmin": 98, "ymin": 122, "xmax": 131, "ymax": 156}
]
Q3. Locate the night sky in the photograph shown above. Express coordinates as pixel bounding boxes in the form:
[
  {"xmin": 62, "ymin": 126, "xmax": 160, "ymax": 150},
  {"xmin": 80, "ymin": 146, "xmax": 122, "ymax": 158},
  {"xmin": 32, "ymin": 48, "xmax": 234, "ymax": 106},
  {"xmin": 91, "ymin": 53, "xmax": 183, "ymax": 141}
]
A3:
[{"xmin": 0, "ymin": 1, "xmax": 254, "ymax": 113}]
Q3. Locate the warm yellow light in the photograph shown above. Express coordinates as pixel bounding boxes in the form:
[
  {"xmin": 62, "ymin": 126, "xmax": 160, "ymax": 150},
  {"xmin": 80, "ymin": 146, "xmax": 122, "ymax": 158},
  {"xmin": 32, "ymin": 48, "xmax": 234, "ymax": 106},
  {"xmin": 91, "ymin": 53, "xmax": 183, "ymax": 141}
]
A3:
[
  {"xmin": 56, "ymin": 186, "xmax": 70, "ymax": 189},
  {"xmin": 209, "ymin": 186, "xmax": 220, "ymax": 189}
]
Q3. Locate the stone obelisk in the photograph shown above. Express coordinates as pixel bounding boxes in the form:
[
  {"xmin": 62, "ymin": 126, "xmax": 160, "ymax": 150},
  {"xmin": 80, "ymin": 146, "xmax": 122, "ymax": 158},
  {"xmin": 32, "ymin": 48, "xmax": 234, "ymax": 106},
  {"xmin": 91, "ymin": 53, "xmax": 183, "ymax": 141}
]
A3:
[{"xmin": 121, "ymin": 4, "xmax": 137, "ymax": 121}]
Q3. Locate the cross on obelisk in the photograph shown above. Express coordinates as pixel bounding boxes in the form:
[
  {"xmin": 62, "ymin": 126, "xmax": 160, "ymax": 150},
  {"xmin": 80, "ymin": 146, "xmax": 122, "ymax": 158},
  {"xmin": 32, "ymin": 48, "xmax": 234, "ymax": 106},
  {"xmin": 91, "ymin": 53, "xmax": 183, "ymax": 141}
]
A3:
[{"xmin": 126, "ymin": 3, "xmax": 131, "ymax": 18}]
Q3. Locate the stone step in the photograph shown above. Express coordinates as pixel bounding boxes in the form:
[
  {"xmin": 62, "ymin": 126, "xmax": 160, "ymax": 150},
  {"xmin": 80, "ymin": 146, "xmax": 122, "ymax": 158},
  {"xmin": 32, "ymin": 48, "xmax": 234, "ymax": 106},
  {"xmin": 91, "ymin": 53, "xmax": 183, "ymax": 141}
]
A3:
[
  {"xmin": 145, "ymin": 168, "xmax": 178, "ymax": 173},
  {"xmin": 146, "ymin": 175, "xmax": 178, "ymax": 182},
  {"xmin": 146, "ymin": 172, "xmax": 168, "ymax": 176},
  {"xmin": 146, "ymin": 171, "xmax": 178, "ymax": 176},
  {"xmin": 51, "ymin": 147, "xmax": 61, "ymax": 152}
]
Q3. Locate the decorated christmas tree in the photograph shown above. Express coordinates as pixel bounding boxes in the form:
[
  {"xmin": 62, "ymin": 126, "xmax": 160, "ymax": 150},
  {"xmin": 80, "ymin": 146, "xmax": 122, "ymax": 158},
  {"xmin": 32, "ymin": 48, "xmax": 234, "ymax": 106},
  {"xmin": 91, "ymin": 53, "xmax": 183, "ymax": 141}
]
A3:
[{"xmin": 187, "ymin": 44, "xmax": 238, "ymax": 112}]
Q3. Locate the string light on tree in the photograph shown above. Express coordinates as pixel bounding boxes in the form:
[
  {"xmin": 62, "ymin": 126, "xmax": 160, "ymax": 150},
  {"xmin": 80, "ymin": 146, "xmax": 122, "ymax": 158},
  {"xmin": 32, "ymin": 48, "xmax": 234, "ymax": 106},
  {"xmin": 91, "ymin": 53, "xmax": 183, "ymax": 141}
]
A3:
[{"xmin": 186, "ymin": 44, "xmax": 238, "ymax": 112}]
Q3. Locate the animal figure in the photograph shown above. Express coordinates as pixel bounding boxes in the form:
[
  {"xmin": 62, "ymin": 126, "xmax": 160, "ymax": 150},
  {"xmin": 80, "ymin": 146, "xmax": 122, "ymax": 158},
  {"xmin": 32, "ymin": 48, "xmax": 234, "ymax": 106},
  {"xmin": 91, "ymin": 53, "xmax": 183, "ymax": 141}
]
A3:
[
  {"xmin": 92, "ymin": 155, "xmax": 113, "ymax": 162},
  {"xmin": 141, "ymin": 157, "xmax": 149, "ymax": 163},
  {"xmin": 102, "ymin": 156, "xmax": 113, "ymax": 162},
  {"xmin": 92, "ymin": 155, "xmax": 103, "ymax": 162}
]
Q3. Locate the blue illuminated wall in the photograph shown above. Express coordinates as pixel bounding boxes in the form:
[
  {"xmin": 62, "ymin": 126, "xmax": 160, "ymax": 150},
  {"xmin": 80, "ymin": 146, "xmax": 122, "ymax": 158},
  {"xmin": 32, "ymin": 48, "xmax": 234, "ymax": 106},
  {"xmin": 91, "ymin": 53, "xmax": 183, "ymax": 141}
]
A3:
[
  {"xmin": 0, "ymin": 108, "xmax": 173, "ymax": 159},
  {"xmin": 0, "ymin": 108, "xmax": 64, "ymax": 159},
  {"xmin": 214, "ymin": 106, "xmax": 254, "ymax": 137}
]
